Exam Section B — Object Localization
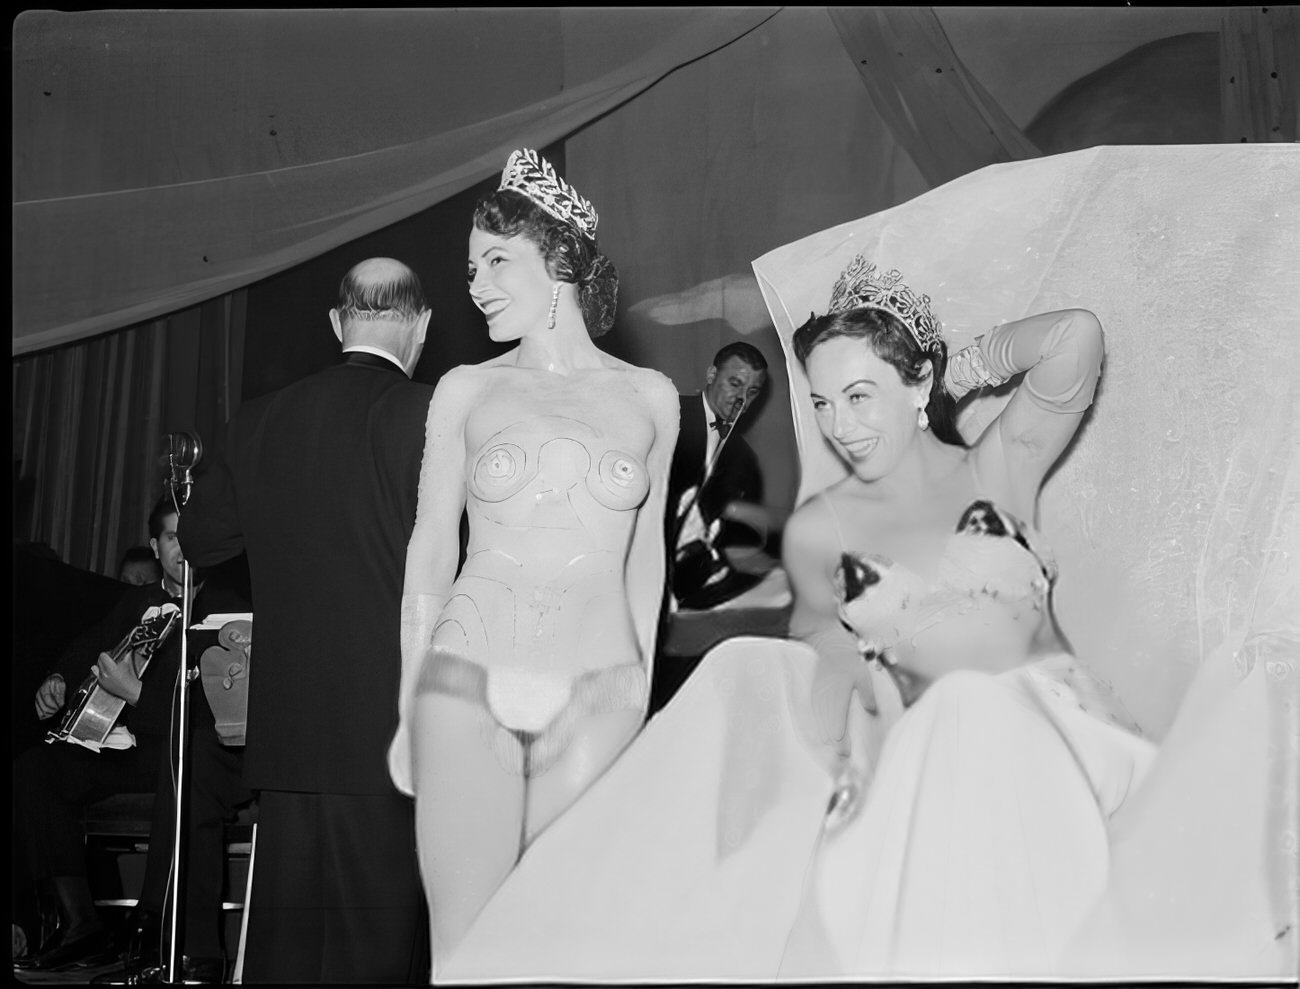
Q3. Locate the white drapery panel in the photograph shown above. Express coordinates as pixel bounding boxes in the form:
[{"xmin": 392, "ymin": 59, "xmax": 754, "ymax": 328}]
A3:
[
  {"xmin": 752, "ymin": 145, "xmax": 1300, "ymax": 741},
  {"xmin": 11, "ymin": 8, "xmax": 777, "ymax": 355}
]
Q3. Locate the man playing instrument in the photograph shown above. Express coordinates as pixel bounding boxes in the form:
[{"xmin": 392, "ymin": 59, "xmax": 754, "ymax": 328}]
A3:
[
  {"xmin": 15, "ymin": 496, "xmax": 188, "ymax": 972},
  {"xmin": 665, "ymin": 342, "xmax": 773, "ymax": 611},
  {"xmin": 651, "ymin": 343, "xmax": 780, "ymax": 716}
]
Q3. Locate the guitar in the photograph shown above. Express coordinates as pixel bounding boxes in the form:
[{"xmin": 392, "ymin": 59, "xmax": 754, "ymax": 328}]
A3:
[{"xmin": 45, "ymin": 603, "xmax": 182, "ymax": 748}]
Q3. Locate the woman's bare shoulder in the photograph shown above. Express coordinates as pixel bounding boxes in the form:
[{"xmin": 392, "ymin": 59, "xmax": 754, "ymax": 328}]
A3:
[
  {"xmin": 430, "ymin": 363, "xmax": 496, "ymax": 413},
  {"xmin": 784, "ymin": 489, "xmax": 840, "ymax": 551},
  {"xmin": 787, "ymin": 478, "xmax": 886, "ymax": 551}
]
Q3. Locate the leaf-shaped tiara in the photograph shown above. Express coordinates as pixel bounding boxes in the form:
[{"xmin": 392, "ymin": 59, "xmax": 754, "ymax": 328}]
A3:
[
  {"xmin": 827, "ymin": 255, "xmax": 943, "ymax": 353},
  {"xmin": 498, "ymin": 149, "xmax": 599, "ymax": 239}
]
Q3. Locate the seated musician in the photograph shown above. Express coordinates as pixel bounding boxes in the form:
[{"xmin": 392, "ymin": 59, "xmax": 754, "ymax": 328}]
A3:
[
  {"xmin": 665, "ymin": 342, "xmax": 780, "ymax": 611},
  {"xmin": 14, "ymin": 496, "xmax": 187, "ymax": 972},
  {"xmin": 653, "ymin": 343, "xmax": 783, "ymax": 715},
  {"xmin": 92, "ymin": 554, "xmax": 253, "ymax": 986}
]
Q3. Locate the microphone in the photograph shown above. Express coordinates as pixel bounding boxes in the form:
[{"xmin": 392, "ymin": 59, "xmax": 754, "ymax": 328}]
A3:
[{"xmin": 163, "ymin": 431, "xmax": 203, "ymax": 508}]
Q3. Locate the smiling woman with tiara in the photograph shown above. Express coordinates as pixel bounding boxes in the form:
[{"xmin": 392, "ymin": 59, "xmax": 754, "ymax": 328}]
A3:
[{"xmin": 387, "ymin": 149, "xmax": 679, "ymax": 965}]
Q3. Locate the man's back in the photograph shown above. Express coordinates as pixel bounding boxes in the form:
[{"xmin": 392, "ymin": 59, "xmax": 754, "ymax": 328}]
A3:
[{"xmin": 182, "ymin": 357, "xmax": 433, "ymax": 794}]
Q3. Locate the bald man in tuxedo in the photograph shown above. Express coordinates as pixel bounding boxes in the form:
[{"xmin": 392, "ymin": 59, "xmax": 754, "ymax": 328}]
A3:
[{"xmin": 179, "ymin": 258, "xmax": 434, "ymax": 984}]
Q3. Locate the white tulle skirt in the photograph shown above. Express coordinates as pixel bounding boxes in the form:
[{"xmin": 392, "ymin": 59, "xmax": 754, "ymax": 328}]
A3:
[{"xmin": 437, "ymin": 637, "xmax": 1296, "ymax": 983}]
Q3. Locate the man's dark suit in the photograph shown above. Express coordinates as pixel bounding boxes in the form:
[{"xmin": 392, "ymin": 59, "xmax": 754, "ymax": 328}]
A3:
[
  {"xmin": 651, "ymin": 394, "xmax": 766, "ymax": 716},
  {"xmin": 178, "ymin": 352, "xmax": 433, "ymax": 984},
  {"xmin": 664, "ymin": 392, "xmax": 764, "ymax": 609}
]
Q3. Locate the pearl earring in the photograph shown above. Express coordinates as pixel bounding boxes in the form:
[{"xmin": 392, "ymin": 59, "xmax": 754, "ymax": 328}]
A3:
[
  {"xmin": 917, "ymin": 405, "xmax": 930, "ymax": 431},
  {"xmin": 547, "ymin": 284, "xmax": 560, "ymax": 331}
]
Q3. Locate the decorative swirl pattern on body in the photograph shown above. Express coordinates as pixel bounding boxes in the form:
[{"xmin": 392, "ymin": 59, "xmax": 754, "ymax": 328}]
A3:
[{"xmin": 471, "ymin": 442, "xmax": 530, "ymax": 503}]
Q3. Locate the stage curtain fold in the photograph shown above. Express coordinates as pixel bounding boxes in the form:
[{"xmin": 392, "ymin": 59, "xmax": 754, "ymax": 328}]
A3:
[
  {"xmin": 11, "ymin": 8, "xmax": 777, "ymax": 356},
  {"xmin": 825, "ymin": 7, "xmax": 1041, "ymax": 187},
  {"xmin": 12, "ymin": 292, "xmax": 247, "ymax": 574}
]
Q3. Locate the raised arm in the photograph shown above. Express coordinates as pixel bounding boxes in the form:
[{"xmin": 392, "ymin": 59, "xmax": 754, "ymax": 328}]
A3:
[
  {"xmin": 387, "ymin": 368, "xmax": 475, "ymax": 796},
  {"xmin": 948, "ymin": 308, "xmax": 1104, "ymax": 521},
  {"xmin": 624, "ymin": 371, "xmax": 680, "ymax": 694},
  {"xmin": 783, "ymin": 495, "xmax": 876, "ymax": 745}
]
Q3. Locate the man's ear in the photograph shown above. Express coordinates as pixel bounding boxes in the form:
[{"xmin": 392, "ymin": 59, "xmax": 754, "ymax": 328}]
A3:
[
  {"xmin": 149, "ymin": 537, "xmax": 160, "ymax": 561},
  {"xmin": 705, "ymin": 365, "xmax": 717, "ymax": 386},
  {"xmin": 414, "ymin": 310, "xmax": 432, "ymax": 346},
  {"xmin": 329, "ymin": 308, "xmax": 344, "ymax": 344}
]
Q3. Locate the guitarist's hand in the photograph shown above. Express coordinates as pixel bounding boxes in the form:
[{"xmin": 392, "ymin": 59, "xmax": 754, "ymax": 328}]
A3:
[
  {"xmin": 34, "ymin": 674, "xmax": 66, "ymax": 720},
  {"xmin": 93, "ymin": 651, "xmax": 143, "ymax": 706}
]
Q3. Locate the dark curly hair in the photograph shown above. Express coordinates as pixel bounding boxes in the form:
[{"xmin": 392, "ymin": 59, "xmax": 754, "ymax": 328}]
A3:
[
  {"xmin": 793, "ymin": 308, "xmax": 966, "ymax": 448},
  {"xmin": 473, "ymin": 189, "xmax": 619, "ymax": 337}
]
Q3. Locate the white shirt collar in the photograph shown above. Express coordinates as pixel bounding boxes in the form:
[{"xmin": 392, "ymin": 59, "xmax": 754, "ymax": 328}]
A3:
[{"xmin": 343, "ymin": 345, "xmax": 407, "ymax": 374}]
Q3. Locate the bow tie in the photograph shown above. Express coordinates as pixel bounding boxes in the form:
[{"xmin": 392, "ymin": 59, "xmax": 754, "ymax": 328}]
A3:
[{"xmin": 710, "ymin": 419, "xmax": 732, "ymax": 437}]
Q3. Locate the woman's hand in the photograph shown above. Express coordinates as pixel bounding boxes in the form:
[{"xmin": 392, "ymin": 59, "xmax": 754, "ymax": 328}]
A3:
[{"xmin": 810, "ymin": 645, "xmax": 877, "ymax": 747}]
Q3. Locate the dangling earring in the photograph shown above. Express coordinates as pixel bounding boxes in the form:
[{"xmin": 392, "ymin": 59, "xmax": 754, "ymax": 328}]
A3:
[
  {"xmin": 546, "ymin": 284, "xmax": 560, "ymax": 331},
  {"xmin": 917, "ymin": 405, "xmax": 930, "ymax": 431}
]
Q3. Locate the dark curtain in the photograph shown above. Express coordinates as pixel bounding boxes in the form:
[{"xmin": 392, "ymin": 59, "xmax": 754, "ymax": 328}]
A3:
[
  {"xmin": 12, "ymin": 293, "xmax": 246, "ymax": 574},
  {"xmin": 1221, "ymin": 6, "xmax": 1299, "ymax": 142}
]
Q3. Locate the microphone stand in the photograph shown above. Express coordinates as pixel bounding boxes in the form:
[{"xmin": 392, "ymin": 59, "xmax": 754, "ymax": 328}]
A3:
[{"xmin": 161, "ymin": 438, "xmax": 200, "ymax": 985}]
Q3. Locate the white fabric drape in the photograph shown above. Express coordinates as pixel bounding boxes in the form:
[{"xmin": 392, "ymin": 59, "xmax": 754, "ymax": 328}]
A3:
[
  {"xmin": 11, "ymin": 8, "xmax": 777, "ymax": 355},
  {"xmin": 752, "ymin": 144, "xmax": 1300, "ymax": 740}
]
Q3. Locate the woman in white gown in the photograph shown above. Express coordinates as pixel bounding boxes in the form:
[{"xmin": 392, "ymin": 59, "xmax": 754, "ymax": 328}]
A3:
[{"xmin": 437, "ymin": 150, "xmax": 1298, "ymax": 983}]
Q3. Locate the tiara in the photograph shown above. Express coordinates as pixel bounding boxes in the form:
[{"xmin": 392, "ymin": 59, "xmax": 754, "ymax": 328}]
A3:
[
  {"xmin": 498, "ymin": 149, "xmax": 599, "ymax": 239},
  {"xmin": 827, "ymin": 256, "xmax": 943, "ymax": 353}
]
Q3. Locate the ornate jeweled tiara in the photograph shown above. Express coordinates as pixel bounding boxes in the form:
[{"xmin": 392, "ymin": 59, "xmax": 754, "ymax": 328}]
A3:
[
  {"xmin": 827, "ymin": 255, "xmax": 943, "ymax": 353},
  {"xmin": 498, "ymin": 148, "xmax": 599, "ymax": 239}
]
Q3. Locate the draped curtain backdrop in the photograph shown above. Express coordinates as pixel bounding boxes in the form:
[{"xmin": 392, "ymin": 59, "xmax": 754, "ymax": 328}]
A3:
[
  {"xmin": 12, "ymin": 294, "xmax": 245, "ymax": 572},
  {"xmin": 13, "ymin": 7, "xmax": 1296, "ymax": 574}
]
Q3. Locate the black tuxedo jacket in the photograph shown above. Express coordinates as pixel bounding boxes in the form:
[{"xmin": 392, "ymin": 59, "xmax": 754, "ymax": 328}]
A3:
[
  {"xmin": 179, "ymin": 353, "xmax": 434, "ymax": 795},
  {"xmin": 665, "ymin": 393, "xmax": 762, "ymax": 551}
]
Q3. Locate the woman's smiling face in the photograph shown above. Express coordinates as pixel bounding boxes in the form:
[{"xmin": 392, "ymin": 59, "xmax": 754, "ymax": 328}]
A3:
[
  {"xmin": 467, "ymin": 227, "xmax": 554, "ymax": 343},
  {"xmin": 805, "ymin": 335, "xmax": 928, "ymax": 482}
]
